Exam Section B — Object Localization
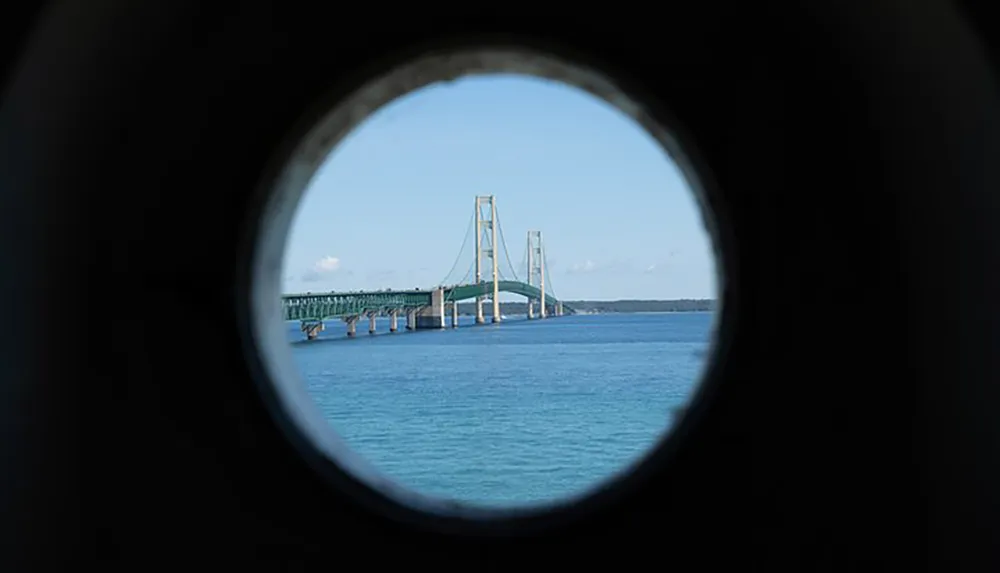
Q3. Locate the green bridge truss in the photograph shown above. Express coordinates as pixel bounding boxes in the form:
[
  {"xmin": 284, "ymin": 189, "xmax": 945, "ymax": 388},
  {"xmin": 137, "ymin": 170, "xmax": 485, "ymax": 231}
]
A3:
[{"xmin": 282, "ymin": 280, "xmax": 571, "ymax": 322}]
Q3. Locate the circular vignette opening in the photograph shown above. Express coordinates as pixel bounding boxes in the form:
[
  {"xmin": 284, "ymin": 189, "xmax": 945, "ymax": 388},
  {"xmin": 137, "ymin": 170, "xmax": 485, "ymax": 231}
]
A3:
[{"xmin": 243, "ymin": 46, "xmax": 733, "ymax": 532}]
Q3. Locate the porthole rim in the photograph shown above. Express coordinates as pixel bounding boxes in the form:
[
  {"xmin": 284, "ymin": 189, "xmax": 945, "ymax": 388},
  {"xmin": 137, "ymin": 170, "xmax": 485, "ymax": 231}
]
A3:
[{"xmin": 237, "ymin": 40, "xmax": 738, "ymax": 536}]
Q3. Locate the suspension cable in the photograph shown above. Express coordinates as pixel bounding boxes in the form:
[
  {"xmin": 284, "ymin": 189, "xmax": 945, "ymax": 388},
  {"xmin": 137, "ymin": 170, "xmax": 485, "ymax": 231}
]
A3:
[
  {"xmin": 438, "ymin": 211, "xmax": 474, "ymax": 286},
  {"xmin": 543, "ymin": 249, "xmax": 558, "ymax": 300},
  {"xmin": 519, "ymin": 238, "xmax": 529, "ymax": 284},
  {"xmin": 463, "ymin": 256, "xmax": 475, "ymax": 282},
  {"xmin": 494, "ymin": 209, "xmax": 521, "ymax": 283},
  {"xmin": 444, "ymin": 257, "xmax": 476, "ymax": 302}
]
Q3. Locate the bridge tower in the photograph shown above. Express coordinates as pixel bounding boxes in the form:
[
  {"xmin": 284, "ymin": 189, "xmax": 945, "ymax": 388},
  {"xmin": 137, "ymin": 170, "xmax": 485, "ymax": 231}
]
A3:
[
  {"xmin": 527, "ymin": 230, "xmax": 546, "ymax": 319},
  {"xmin": 474, "ymin": 195, "xmax": 501, "ymax": 323}
]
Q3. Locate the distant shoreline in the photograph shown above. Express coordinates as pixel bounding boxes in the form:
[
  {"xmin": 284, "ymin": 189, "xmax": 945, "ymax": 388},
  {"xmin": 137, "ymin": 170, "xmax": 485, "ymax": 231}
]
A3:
[
  {"xmin": 568, "ymin": 309, "xmax": 714, "ymax": 315},
  {"xmin": 457, "ymin": 299, "xmax": 717, "ymax": 316}
]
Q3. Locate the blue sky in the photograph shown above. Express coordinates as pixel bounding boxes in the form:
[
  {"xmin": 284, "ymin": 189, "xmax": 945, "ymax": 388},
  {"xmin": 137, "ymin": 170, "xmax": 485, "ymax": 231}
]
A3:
[{"xmin": 282, "ymin": 75, "xmax": 717, "ymax": 301}]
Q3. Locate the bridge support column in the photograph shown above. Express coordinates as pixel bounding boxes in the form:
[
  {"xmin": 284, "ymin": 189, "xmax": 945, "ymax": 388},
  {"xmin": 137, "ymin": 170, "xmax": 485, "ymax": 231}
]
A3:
[
  {"xmin": 302, "ymin": 321, "xmax": 324, "ymax": 340},
  {"xmin": 344, "ymin": 316, "xmax": 358, "ymax": 337},
  {"xmin": 451, "ymin": 301, "xmax": 459, "ymax": 328},
  {"xmin": 389, "ymin": 310, "xmax": 398, "ymax": 332},
  {"xmin": 556, "ymin": 301, "xmax": 563, "ymax": 316},
  {"xmin": 416, "ymin": 288, "xmax": 446, "ymax": 330},
  {"xmin": 406, "ymin": 310, "xmax": 415, "ymax": 330},
  {"xmin": 527, "ymin": 300, "xmax": 534, "ymax": 320},
  {"xmin": 368, "ymin": 312, "xmax": 377, "ymax": 335},
  {"xmin": 475, "ymin": 296, "xmax": 485, "ymax": 324}
]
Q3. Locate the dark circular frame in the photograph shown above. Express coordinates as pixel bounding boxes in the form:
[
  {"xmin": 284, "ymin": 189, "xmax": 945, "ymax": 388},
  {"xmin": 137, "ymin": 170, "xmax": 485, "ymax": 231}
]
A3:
[{"xmin": 238, "ymin": 42, "xmax": 738, "ymax": 536}]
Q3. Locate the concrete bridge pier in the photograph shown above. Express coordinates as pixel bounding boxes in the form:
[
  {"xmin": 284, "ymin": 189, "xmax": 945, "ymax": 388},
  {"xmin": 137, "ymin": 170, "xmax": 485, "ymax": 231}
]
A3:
[
  {"xmin": 416, "ymin": 288, "xmax": 446, "ymax": 330},
  {"xmin": 302, "ymin": 321, "xmax": 324, "ymax": 340},
  {"xmin": 555, "ymin": 301, "xmax": 563, "ymax": 316},
  {"xmin": 344, "ymin": 316, "xmax": 358, "ymax": 337},
  {"xmin": 527, "ymin": 300, "xmax": 535, "ymax": 320},
  {"xmin": 451, "ymin": 301, "xmax": 459, "ymax": 328},
  {"xmin": 475, "ymin": 296, "xmax": 485, "ymax": 324},
  {"xmin": 389, "ymin": 310, "xmax": 398, "ymax": 332},
  {"xmin": 368, "ymin": 312, "xmax": 378, "ymax": 335},
  {"xmin": 405, "ymin": 310, "xmax": 415, "ymax": 331}
]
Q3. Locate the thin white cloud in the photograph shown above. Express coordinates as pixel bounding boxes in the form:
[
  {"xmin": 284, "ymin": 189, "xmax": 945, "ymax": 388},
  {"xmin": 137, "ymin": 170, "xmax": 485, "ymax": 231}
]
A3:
[
  {"xmin": 313, "ymin": 256, "xmax": 341, "ymax": 272},
  {"xmin": 568, "ymin": 260, "xmax": 598, "ymax": 274},
  {"xmin": 301, "ymin": 256, "xmax": 341, "ymax": 282},
  {"xmin": 565, "ymin": 259, "xmax": 637, "ymax": 275}
]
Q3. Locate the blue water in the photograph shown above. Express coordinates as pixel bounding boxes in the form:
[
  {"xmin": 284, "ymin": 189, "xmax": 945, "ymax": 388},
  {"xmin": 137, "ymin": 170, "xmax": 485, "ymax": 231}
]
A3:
[{"xmin": 287, "ymin": 312, "xmax": 713, "ymax": 507}]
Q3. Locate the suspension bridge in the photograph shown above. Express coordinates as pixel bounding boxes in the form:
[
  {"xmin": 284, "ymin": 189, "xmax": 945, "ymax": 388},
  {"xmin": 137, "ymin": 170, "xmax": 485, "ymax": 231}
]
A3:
[{"xmin": 283, "ymin": 195, "xmax": 572, "ymax": 339}]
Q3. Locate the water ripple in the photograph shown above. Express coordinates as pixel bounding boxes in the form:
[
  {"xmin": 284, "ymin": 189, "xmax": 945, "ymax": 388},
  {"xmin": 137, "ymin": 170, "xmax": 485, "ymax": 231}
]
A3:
[{"xmin": 289, "ymin": 312, "xmax": 712, "ymax": 506}]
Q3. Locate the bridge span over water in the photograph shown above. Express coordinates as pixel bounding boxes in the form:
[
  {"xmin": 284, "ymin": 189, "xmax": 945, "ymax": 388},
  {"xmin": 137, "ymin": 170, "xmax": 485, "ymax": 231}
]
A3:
[{"xmin": 283, "ymin": 196, "xmax": 570, "ymax": 339}]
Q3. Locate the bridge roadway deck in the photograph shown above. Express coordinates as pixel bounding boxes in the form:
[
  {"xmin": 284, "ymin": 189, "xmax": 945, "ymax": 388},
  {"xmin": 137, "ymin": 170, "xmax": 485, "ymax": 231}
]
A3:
[{"xmin": 282, "ymin": 280, "xmax": 568, "ymax": 322}]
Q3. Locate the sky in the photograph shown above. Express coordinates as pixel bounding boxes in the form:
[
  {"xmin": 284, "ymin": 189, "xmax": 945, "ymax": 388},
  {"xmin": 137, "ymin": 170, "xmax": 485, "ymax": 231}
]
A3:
[{"xmin": 282, "ymin": 75, "xmax": 718, "ymax": 301}]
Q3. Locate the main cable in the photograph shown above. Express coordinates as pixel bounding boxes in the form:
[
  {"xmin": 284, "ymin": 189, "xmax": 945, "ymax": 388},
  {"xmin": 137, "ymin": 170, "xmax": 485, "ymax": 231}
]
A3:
[
  {"xmin": 437, "ymin": 211, "xmax": 474, "ymax": 287},
  {"xmin": 543, "ymin": 249, "xmax": 558, "ymax": 300},
  {"xmin": 495, "ymin": 209, "xmax": 521, "ymax": 283}
]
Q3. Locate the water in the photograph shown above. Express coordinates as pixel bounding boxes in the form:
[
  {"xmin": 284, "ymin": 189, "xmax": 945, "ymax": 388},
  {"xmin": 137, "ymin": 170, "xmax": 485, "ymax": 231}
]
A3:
[{"xmin": 287, "ymin": 312, "xmax": 714, "ymax": 507}]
